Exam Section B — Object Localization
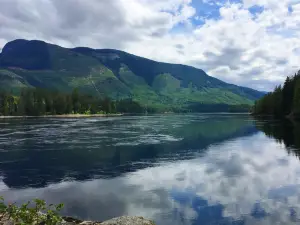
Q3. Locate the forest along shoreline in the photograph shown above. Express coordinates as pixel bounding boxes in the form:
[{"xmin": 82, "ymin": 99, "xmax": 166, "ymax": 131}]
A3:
[
  {"xmin": 0, "ymin": 113, "xmax": 123, "ymax": 119},
  {"xmin": 1, "ymin": 87, "xmax": 255, "ymax": 117},
  {"xmin": 253, "ymin": 70, "xmax": 300, "ymax": 120}
]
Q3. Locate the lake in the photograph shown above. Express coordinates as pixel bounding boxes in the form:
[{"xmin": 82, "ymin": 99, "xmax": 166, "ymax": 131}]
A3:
[{"xmin": 0, "ymin": 114, "xmax": 300, "ymax": 225}]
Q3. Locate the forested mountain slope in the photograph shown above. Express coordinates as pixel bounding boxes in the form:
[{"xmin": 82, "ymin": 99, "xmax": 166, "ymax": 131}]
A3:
[{"xmin": 0, "ymin": 39, "xmax": 264, "ymax": 111}]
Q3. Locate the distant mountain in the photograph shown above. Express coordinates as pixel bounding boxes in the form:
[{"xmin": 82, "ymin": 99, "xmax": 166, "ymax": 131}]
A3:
[{"xmin": 0, "ymin": 39, "xmax": 264, "ymax": 110}]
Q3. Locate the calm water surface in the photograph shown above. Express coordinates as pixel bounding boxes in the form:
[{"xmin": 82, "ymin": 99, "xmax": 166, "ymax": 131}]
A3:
[{"xmin": 0, "ymin": 114, "xmax": 300, "ymax": 225}]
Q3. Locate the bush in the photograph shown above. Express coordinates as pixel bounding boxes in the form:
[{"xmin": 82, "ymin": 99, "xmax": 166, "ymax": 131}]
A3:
[{"xmin": 0, "ymin": 197, "xmax": 64, "ymax": 225}]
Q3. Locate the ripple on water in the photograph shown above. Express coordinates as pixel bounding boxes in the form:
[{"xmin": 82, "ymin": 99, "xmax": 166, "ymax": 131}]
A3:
[
  {"xmin": 2, "ymin": 115, "xmax": 298, "ymax": 225},
  {"xmin": 115, "ymin": 134, "xmax": 183, "ymax": 146}
]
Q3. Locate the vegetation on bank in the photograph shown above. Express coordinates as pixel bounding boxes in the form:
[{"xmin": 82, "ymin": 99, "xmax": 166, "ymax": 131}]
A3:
[
  {"xmin": 253, "ymin": 71, "xmax": 300, "ymax": 118},
  {"xmin": 0, "ymin": 88, "xmax": 144, "ymax": 116},
  {"xmin": 0, "ymin": 197, "xmax": 64, "ymax": 225},
  {"xmin": 0, "ymin": 87, "xmax": 253, "ymax": 116},
  {"xmin": 0, "ymin": 197, "xmax": 155, "ymax": 225}
]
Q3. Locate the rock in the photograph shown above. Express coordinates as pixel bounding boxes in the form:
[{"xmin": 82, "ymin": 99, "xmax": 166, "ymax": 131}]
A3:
[
  {"xmin": 0, "ymin": 214, "xmax": 13, "ymax": 225},
  {"xmin": 61, "ymin": 219, "xmax": 101, "ymax": 225},
  {"xmin": 2, "ymin": 220, "xmax": 14, "ymax": 225},
  {"xmin": 62, "ymin": 216, "xmax": 84, "ymax": 224},
  {"xmin": 78, "ymin": 222, "xmax": 100, "ymax": 225},
  {"xmin": 100, "ymin": 216, "xmax": 155, "ymax": 225},
  {"xmin": 0, "ymin": 215, "xmax": 155, "ymax": 225}
]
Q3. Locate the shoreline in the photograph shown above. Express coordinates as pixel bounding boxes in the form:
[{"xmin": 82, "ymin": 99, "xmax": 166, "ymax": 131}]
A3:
[
  {"xmin": 0, "ymin": 215, "xmax": 155, "ymax": 225},
  {"xmin": 0, "ymin": 113, "xmax": 123, "ymax": 119},
  {"xmin": 0, "ymin": 112, "xmax": 251, "ymax": 119}
]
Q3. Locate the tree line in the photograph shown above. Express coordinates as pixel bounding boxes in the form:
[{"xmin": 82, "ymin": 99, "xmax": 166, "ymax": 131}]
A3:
[
  {"xmin": 187, "ymin": 102, "xmax": 251, "ymax": 113},
  {"xmin": 253, "ymin": 71, "xmax": 300, "ymax": 118},
  {"xmin": 0, "ymin": 88, "xmax": 144, "ymax": 116}
]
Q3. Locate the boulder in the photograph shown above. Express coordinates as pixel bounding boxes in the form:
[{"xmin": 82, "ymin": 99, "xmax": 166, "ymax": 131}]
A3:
[{"xmin": 101, "ymin": 216, "xmax": 155, "ymax": 225}]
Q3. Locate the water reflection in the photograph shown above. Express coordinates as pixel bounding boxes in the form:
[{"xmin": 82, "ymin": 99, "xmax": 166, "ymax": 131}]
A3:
[
  {"xmin": 1, "ymin": 115, "xmax": 300, "ymax": 224},
  {"xmin": 255, "ymin": 119, "xmax": 300, "ymax": 156},
  {"xmin": 0, "ymin": 115, "xmax": 255, "ymax": 188}
]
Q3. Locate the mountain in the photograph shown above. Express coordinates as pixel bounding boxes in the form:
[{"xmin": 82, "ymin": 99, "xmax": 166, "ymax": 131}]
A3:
[{"xmin": 0, "ymin": 39, "xmax": 264, "ymax": 111}]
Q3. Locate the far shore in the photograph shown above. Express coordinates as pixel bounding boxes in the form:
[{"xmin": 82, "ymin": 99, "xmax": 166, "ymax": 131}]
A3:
[
  {"xmin": 0, "ymin": 112, "xmax": 252, "ymax": 119},
  {"xmin": 0, "ymin": 113, "xmax": 123, "ymax": 119}
]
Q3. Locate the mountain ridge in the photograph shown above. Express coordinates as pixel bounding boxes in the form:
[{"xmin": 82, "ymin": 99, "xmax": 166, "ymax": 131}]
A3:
[
  {"xmin": 72, "ymin": 47, "xmax": 264, "ymax": 100},
  {"xmin": 0, "ymin": 39, "xmax": 264, "ymax": 111}
]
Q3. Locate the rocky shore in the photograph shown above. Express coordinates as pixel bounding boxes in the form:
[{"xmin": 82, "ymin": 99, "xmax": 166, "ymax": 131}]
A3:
[{"xmin": 0, "ymin": 216, "xmax": 155, "ymax": 225}]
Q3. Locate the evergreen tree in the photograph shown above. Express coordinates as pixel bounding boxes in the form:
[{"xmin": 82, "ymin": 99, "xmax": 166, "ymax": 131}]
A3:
[
  {"xmin": 72, "ymin": 88, "xmax": 80, "ymax": 113},
  {"xmin": 24, "ymin": 90, "xmax": 35, "ymax": 115},
  {"xmin": 102, "ymin": 97, "xmax": 112, "ymax": 113},
  {"xmin": 17, "ymin": 90, "xmax": 26, "ymax": 116},
  {"xmin": 65, "ymin": 96, "xmax": 73, "ymax": 114},
  {"xmin": 2, "ymin": 93, "xmax": 9, "ymax": 116},
  {"xmin": 253, "ymin": 70, "xmax": 300, "ymax": 118},
  {"xmin": 293, "ymin": 79, "xmax": 300, "ymax": 116},
  {"xmin": 45, "ymin": 94, "xmax": 54, "ymax": 114},
  {"xmin": 53, "ymin": 94, "xmax": 67, "ymax": 115},
  {"xmin": 272, "ymin": 85, "xmax": 283, "ymax": 117},
  {"xmin": 36, "ymin": 95, "xmax": 46, "ymax": 116},
  {"xmin": 0, "ymin": 87, "xmax": 143, "ymax": 116}
]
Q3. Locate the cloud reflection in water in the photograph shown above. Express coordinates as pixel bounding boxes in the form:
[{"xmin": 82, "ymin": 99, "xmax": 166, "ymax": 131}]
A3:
[{"xmin": 1, "ymin": 132, "xmax": 300, "ymax": 224}]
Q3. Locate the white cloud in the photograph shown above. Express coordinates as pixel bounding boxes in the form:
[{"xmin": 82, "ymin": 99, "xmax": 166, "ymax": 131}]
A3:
[{"xmin": 0, "ymin": 0, "xmax": 300, "ymax": 91}]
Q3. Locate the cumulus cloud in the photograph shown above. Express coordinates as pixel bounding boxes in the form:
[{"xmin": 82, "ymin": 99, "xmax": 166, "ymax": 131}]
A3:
[{"xmin": 0, "ymin": 0, "xmax": 300, "ymax": 90}]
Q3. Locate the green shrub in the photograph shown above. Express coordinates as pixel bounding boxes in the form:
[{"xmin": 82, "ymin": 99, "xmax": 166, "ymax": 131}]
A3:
[{"xmin": 0, "ymin": 197, "xmax": 64, "ymax": 225}]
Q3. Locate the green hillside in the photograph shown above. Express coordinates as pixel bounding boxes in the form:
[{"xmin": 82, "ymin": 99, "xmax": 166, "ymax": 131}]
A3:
[{"xmin": 0, "ymin": 39, "xmax": 264, "ymax": 111}]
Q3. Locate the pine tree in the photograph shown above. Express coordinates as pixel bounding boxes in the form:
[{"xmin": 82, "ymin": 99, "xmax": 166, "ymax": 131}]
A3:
[
  {"xmin": 72, "ymin": 88, "xmax": 80, "ymax": 113},
  {"xmin": 293, "ymin": 79, "xmax": 300, "ymax": 116},
  {"xmin": 2, "ymin": 93, "xmax": 9, "ymax": 116},
  {"xmin": 273, "ymin": 85, "xmax": 283, "ymax": 117},
  {"xmin": 0, "ymin": 87, "xmax": 144, "ymax": 116},
  {"xmin": 253, "ymin": 71, "xmax": 300, "ymax": 118},
  {"xmin": 36, "ymin": 95, "xmax": 46, "ymax": 115},
  {"xmin": 65, "ymin": 96, "xmax": 73, "ymax": 114},
  {"xmin": 53, "ymin": 94, "xmax": 67, "ymax": 115},
  {"xmin": 17, "ymin": 90, "xmax": 26, "ymax": 115}
]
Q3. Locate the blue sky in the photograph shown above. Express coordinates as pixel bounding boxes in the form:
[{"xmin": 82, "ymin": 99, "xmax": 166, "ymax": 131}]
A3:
[
  {"xmin": 1, "ymin": 0, "xmax": 300, "ymax": 91},
  {"xmin": 174, "ymin": 0, "xmax": 265, "ymax": 29}
]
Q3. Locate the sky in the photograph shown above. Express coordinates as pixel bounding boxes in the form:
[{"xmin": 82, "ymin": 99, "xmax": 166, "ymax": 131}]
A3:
[{"xmin": 1, "ymin": 0, "xmax": 300, "ymax": 91}]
